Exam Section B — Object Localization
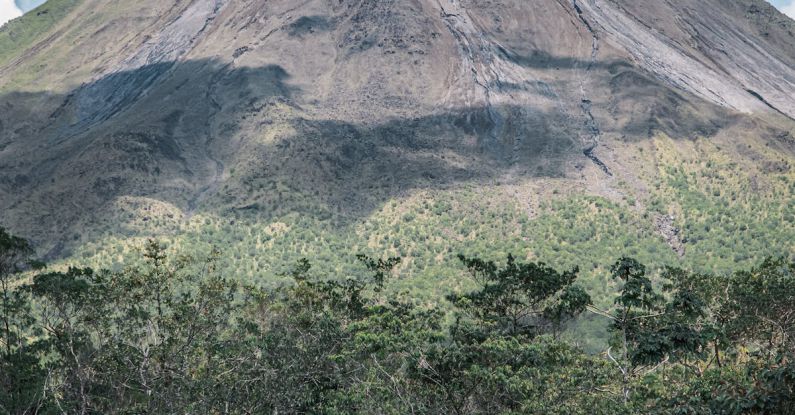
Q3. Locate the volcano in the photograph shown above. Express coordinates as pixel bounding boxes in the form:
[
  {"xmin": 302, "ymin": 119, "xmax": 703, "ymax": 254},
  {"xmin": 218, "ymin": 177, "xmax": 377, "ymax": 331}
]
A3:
[{"xmin": 0, "ymin": 0, "xmax": 793, "ymax": 279}]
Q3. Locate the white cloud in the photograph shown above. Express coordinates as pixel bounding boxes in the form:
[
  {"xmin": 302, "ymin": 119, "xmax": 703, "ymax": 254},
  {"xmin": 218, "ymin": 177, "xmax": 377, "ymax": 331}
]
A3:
[
  {"xmin": 783, "ymin": 3, "xmax": 795, "ymax": 18},
  {"xmin": 0, "ymin": 0, "xmax": 23, "ymax": 27}
]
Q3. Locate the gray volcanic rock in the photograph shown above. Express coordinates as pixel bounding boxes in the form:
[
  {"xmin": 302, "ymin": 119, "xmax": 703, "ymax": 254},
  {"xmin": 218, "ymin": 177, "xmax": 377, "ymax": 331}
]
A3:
[{"xmin": 0, "ymin": 0, "xmax": 793, "ymax": 257}]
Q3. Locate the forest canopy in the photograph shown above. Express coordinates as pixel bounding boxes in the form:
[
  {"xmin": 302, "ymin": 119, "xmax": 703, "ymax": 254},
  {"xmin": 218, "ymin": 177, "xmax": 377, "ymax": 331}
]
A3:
[{"xmin": 1, "ymin": 227, "xmax": 793, "ymax": 414}]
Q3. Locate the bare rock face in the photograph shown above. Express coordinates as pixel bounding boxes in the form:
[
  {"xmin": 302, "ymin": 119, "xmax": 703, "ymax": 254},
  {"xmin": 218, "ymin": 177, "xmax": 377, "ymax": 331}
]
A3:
[
  {"xmin": 655, "ymin": 214, "xmax": 686, "ymax": 258},
  {"xmin": 0, "ymin": 0, "xmax": 793, "ymax": 256}
]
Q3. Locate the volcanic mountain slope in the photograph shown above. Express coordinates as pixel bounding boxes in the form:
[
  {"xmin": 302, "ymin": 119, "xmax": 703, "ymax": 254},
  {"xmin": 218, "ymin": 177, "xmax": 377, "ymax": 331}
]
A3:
[{"xmin": 0, "ymin": 0, "xmax": 793, "ymax": 289}]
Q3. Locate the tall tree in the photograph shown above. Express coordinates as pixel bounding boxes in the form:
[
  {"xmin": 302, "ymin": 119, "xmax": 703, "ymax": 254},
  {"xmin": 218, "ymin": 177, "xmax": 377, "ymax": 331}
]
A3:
[
  {"xmin": 413, "ymin": 255, "xmax": 611, "ymax": 414},
  {"xmin": 449, "ymin": 254, "xmax": 591, "ymax": 339},
  {"xmin": 0, "ymin": 227, "xmax": 46, "ymax": 414}
]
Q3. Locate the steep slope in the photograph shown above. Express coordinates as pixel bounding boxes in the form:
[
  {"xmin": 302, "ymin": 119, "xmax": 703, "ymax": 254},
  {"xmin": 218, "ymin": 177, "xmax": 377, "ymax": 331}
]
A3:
[{"xmin": 0, "ymin": 0, "xmax": 793, "ymax": 290}]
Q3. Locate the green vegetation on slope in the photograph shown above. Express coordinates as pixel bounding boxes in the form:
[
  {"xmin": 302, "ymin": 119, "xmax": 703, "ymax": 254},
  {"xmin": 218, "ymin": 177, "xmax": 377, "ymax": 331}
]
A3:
[
  {"xmin": 64, "ymin": 134, "xmax": 793, "ymax": 306},
  {"xmin": 72, "ymin": 188, "xmax": 679, "ymax": 303},
  {"xmin": 54, "ymin": 133, "xmax": 793, "ymax": 356},
  {"xmin": 0, "ymin": 0, "xmax": 80, "ymax": 67},
  {"xmin": 646, "ymin": 136, "xmax": 795, "ymax": 272},
  {"xmin": 2, "ymin": 227, "xmax": 794, "ymax": 414}
]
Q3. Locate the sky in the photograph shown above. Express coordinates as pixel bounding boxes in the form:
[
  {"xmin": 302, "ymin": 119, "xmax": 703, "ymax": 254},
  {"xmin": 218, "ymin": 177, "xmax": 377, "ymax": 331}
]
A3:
[
  {"xmin": 1, "ymin": 0, "xmax": 46, "ymax": 27},
  {"xmin": 0, "ymin": 0, "xmax": 22, "ymax": 27},
  {"xmin": 771, "ymin": 0, "xmax": 795, "ymax": 17},
  {"xmin": 1, "ymin": 0, "xmax": 795, "ymax": 30}
]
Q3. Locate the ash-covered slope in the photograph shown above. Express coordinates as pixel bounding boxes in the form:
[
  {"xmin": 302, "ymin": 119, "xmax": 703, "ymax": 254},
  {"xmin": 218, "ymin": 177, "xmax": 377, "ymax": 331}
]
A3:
[{"xmin": 0, "ymin": 0, "xmax": 793, "ymax": 264}]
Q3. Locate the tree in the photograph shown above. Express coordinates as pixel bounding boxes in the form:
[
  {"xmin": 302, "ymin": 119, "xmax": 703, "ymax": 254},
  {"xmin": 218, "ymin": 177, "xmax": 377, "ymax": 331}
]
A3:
[
  {"xmin": 0, "ymin": 227, "xmax": 36, "ymax": 356},
  {"xmin": 589, "ymin": 258, "xmax": 665, "ymax": 404},
  {"xmin": 0, "ymin": 227, "xmax": 47, "ymax": 414},
  {"xmin": 412, "ymin": 255, "xmax": 612, "ymax": 414},
  {"xmin": 660, "ymin": 258, "xmax": 795, "ymax": 415},
  {"xmin": 2, "ymin": 228, "xmax": 793, "ymax": 414},
  {"xmin": 592, "ymin": 258, "xmax": 741, "ymax": 409},
  {"xmin": 21, "ymin": 240, "xmax": 242, "ymax": 413},
  {"xmin": 223, "ymin": 255, "xmax": 447, "ymax": 414},
  {"xmin": 449, "ymin": 254, "xmax": 591, "ymax": 339},
  {"xmin": 721, "ymin": 257, "xmax": 795, "ymax": 356},
  {"xmin": 27, "ymin": 267, "xmax": 100, "ymax": 414}
]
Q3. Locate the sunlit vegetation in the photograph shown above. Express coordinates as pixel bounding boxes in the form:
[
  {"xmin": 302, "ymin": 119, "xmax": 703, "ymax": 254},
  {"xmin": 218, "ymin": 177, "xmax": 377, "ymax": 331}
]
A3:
[
  {"xmin": 58, "ymin": 133, "xmax": 790, "ymax": 301},
  {"xmin": 2, "ymin": 227, "xmax": 794, "ymax": 414}
]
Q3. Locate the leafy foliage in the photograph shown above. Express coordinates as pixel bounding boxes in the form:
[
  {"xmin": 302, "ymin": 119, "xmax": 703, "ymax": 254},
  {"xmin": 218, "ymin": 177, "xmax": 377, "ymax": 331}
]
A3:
[
  {"xmin": 0, "ymin": 227, "xmax": 793, "ymax": 414},
  {"xmin": 449, "ymin": 254, "xmax": 589, "ymax": 338}
]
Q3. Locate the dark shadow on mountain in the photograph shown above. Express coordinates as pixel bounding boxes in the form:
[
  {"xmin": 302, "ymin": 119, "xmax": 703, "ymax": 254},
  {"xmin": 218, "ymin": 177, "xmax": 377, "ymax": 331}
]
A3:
[
  {"xmin": 0, "ymin": 58, "xmax": 300, "ymax": 257},
  {"xmin": 0, "ymin": 57, "xmax": 748, "ymax": 257},
  {"xmin": 216, "ymin": 104, "xmax": 579, "ymax": 226},
  {"xmin": 497, "ymin": 46, "xmax": 632, "ymax": 71},
  {"xmin": 288, "ymin": 16, "xmax": 334, "ymax": 37},
  {"xmin": 605, "ymin": 66, "xmax": 734, "ymax": 140},
  {"xmin": 49, "ymin": 60, "xmax": 295, "ymax": 140},
  {"xmin": 488, "ymin": 48, "xmax": 733, "ymax": 139}
]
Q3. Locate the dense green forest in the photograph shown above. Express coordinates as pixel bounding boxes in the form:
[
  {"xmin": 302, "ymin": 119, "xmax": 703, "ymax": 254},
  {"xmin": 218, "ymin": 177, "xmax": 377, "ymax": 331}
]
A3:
[
  {"xmin": 1, "ymin": 226, "xmax": 794, "ymax": 414},
  {"xmin": 69, "ymin": 136, "xmax": 795, "ymax": 307}
]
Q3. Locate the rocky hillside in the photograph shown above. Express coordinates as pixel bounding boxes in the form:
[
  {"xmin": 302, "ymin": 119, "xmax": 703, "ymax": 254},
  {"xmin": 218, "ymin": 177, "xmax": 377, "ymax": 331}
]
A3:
[{"xmin": 0, "ymin": 0, "xmax": 793, "ymax": 289}]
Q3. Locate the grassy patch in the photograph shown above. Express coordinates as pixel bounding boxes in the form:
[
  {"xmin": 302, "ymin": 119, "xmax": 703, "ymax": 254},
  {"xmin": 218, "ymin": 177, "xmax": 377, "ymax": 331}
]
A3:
[{"xmin": 0, "ymin": 0, "xmax": 80, "ymax": 67}]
